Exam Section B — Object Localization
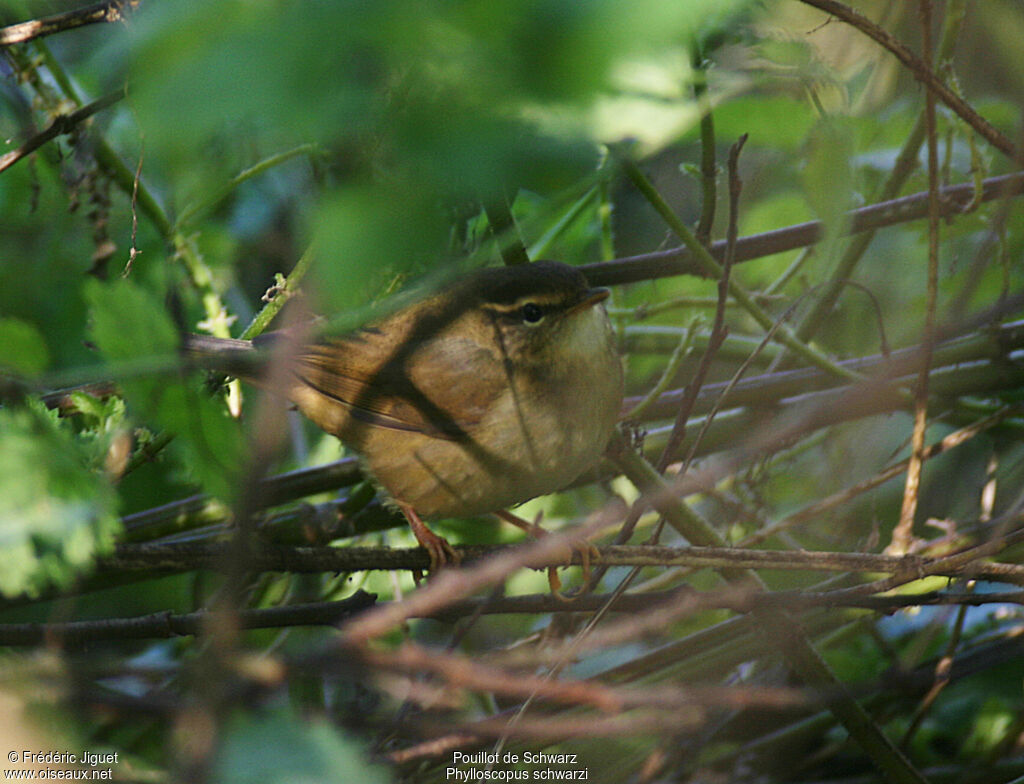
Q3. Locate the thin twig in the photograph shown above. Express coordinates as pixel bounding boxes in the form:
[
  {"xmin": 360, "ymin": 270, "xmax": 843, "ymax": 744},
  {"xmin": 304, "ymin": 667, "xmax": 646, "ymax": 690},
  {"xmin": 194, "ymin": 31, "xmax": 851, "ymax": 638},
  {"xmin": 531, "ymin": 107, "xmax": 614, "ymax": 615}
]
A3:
[
  {"xmin": 891, "ymin": 0, "xmax": 941, "ymax": 555},
  {"xmin": 0, "ymin": 88, "xmax": 125, "ymax": 174},
  {"xmin": 612, "ymin": 146, "xmax": 860, "ymax": 382},
  {"xmin": 483, "ymin": 195, "xmax": 530, "ymax": 266},
  {"xmin": 122, "ymin": 143, "xmax": 143, "ymax": 276},
  {"xmin": 363, "ymin": 642, "xmax": 815, "ymax": 712},
  {"xmin": 174, "ymin": 143, "xmax": 319, "ymax": 229},
  {"xmin": 799, "ymin": 0, "xmax": 1022, "ymax": 165},
  {"xmin": 239, "ymin": 243, "xmax": 318, "ymax": 339},
  {"xmin": 0, "ymin": 0, "xmax": 137, "ymax": 45},
  {"xmin": 900, "ymin": 581, "xmax": 973, "ymax": 749},
  {"xmin": 693, "ymin": 53, "xmax": 717, "ymax": 247},
  {"xmin": 623, "ymin": 318, "xmax": 700, "ymax": 422},
  {"xmin": 657, "ymin": 135, "xmax": 746, "ymax": 473},
  {"xmin": 745, "ymin": 406, "xmax": 1016, "ymax": 548},
  {"xmin": 790, "ymin": 0, "xmax": 967, "ymax": 350}
]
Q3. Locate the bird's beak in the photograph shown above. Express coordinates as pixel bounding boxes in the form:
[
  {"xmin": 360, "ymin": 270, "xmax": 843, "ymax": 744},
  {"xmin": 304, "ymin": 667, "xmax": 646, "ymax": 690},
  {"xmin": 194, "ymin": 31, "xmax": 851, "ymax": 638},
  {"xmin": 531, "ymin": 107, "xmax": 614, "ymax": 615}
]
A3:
[{"xmin": 567, "ymin": 287, "xmax": 610, "ymax": 316}]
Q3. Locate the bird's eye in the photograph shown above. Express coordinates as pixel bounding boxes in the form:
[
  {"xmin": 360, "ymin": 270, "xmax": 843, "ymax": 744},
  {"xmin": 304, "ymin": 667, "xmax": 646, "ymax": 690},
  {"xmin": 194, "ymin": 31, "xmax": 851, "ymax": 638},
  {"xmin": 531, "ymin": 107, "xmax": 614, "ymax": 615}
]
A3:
[{"xmin": 520, "ymin": 303, "xmax": 544, "ymax": 324}]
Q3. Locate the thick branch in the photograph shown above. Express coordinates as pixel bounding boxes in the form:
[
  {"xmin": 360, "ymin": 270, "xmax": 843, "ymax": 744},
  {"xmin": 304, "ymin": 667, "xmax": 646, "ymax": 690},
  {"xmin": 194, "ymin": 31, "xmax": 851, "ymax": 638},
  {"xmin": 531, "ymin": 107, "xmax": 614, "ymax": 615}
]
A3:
[
  {"xmin": 632, "ymin": 319, "xmax": 1024, "ymax": 422},
  {"xmin": 0, "ymin": 590, "xmax": 376, "ymax": 646},
  {"xmin": 99, "ymin": 541, "xmax": 1024, "ymax": 584},
  {"xmin": 581, "ymin": 171, "xmax": 1024, "ymax": 287}
]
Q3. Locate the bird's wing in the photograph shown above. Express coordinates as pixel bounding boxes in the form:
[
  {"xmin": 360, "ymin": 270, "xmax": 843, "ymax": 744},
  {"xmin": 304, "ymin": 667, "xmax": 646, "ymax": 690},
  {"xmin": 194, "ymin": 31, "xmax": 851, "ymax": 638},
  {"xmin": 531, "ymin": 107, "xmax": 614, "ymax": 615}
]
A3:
[{"xmin": 292, "ymin": 325, "xmax": 505, "ymax": 441}]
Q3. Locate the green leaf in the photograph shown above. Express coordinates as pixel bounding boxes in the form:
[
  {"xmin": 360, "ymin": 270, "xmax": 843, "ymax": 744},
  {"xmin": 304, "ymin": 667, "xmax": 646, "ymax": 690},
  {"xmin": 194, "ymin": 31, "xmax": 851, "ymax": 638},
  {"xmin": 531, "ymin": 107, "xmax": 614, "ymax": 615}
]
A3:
[
  {"xmin": 0, "ymin": 317, "xmax": 50, "ymax": 376},
  {"xmin": 711, "ymin": 96, "xmax": 817, "ymax": 152},
  {"xmin": 215, "ymin": 709, "xmax": 391, "ymax": 784},
  {"xmin": 802, "ymin": 117, "xmax": 855, "ymax": 265},
  {"xmin": 85, "ymin": 279, "xmax": 245, "ymax": 500},
  {"xmin": 85, "ymin": 279, "xmax": 178, "ymax": 362},
  {"xmin": 68, "ymin": 391, "xmax": 126, "ymax": 428},
  {"xmin": 0, "ymin": 403, "xmax": 120, "ymax": 598}
]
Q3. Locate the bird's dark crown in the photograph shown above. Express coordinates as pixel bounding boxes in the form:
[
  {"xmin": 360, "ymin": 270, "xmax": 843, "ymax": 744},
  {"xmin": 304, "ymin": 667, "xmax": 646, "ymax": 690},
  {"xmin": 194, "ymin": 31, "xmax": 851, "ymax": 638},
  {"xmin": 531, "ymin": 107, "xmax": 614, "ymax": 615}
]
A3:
[{"xmin": 465, "ymin": 261, "xmax": 590, "ymax": 310}]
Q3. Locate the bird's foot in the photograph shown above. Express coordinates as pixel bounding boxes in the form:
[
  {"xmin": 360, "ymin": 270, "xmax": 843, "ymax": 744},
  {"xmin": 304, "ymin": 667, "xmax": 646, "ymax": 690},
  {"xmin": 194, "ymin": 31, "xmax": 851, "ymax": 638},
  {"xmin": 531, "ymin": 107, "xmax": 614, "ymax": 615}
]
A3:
[
  {"xmin": 495, "ymin": 510, "xmax": 599, "ymax": 600},
  {"xmin": 399, "ymin": 502, "xmax": 460, "ymax": 580}
]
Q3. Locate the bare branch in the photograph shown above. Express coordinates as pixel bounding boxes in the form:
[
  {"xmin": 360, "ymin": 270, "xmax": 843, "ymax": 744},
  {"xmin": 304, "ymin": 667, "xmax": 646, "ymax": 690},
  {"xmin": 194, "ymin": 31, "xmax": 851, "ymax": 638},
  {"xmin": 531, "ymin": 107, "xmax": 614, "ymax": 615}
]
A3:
[
  {"xmin": 100, "ymin": 539, "xmax": 1024, "ymax": 584},
  {"xmin": 581, "ymin": 171, "xmax": 1024, "ymax": 287},
  {"xmin": 0, "ymin": 88, "xmax": 125, "ymax": 174},
  {"xmin": 0, "ymin": 590, "xmax": 376, "ymax": 646},
  {"xmin": 0, "ymin": 1, "xmax": 138, "ymax": 45},
  {"xmin": 892, "ymin": 0, "xmax": 942, "ymax": 555}
]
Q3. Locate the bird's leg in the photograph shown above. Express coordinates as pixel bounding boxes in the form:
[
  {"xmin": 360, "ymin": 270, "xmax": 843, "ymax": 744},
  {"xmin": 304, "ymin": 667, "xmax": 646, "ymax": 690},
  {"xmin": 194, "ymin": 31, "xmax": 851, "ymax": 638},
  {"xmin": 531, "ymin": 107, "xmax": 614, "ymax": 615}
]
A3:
[
  {"xmin": 397, "ymin": 502, "xmax": 461, "ymax": 576},
  {"xmin": 494, "ymin": 510, "xmax": 599, "ymax": 598},
  {"xmin": 495, "ymin": 508, "xmax": 547, "ymax": 538}
]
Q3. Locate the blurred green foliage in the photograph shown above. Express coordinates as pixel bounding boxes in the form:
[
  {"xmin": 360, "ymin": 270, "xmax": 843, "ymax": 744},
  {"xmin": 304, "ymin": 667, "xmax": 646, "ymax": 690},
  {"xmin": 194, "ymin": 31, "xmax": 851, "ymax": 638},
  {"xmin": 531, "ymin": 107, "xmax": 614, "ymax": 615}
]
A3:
[
  {"xmin": 0, "ymin": 316, "xmax": 50, "ymax": 375},
  {"xmin": 214, "ymin": 708, "xmax": 390, "ymax": 784}
]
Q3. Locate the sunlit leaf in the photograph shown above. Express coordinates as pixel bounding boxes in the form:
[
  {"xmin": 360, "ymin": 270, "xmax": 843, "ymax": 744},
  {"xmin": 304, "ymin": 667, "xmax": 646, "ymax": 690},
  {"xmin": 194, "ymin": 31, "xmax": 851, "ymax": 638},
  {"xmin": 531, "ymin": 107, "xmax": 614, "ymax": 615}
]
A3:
[{"xmin": 0, "ymin": 403, "xmax": 120, "ymax": 597}]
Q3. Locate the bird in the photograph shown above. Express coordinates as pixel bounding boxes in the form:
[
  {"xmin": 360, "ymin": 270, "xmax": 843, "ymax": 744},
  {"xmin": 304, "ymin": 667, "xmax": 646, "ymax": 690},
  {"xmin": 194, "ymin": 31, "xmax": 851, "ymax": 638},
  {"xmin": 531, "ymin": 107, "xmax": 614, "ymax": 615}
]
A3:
[{"xmin": 185, "ymin": 260, "xmax": 624, "ymax": 572}]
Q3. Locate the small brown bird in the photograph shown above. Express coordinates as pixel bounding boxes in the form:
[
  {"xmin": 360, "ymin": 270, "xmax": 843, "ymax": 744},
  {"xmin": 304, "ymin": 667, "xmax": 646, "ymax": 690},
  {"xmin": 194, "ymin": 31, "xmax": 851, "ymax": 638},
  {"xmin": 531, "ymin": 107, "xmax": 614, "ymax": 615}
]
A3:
[{"xmin": 187, "ymin": 261, "xmax": 623, "ymax": 570}]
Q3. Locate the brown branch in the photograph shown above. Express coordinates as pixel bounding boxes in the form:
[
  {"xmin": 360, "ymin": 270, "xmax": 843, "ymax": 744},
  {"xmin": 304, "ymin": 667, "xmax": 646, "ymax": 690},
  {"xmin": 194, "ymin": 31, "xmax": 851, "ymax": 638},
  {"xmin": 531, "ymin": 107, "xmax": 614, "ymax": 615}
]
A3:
[
  {"xmin": 0, "ymin": 590, "xmax": 376, "ymax": 646},
  {"xmin": 580, "ymin": 171, "xmax": 1024, "ymax": 287},
  {"xmin": 101, "ymin": 540, "xmax": 1024, "ymax": 584},
  {"xmin": 658, "ymin": 135, "xmax": 745, "ymax": 473},
  {"xmin": 365, "ymin": 642, "xmax": 815, "ymax": 712},
  {"xmin": 607, "ymin": 441, "xmax": 930, "ymax": 784},
  {"xmin": 435, "ymin": 586, "xmax": 1024, "ymax": 620},
  {"xmin": 798, "ymin": 0, "xmax": 1022, "ymax": 165},
  {"xmin": 18, "ymin": 323, "xmax": 1020, "ymax": 616},
  {"xmin": 632, "ymin": 318, "xmax": 1024, "ymax": 416},
  {"xmin": 0, "ymin": 88, "xmax": 125, "ymax": 174},
  {"xmin": 435, "ymin": 582, "xmax": 1024, "ymax": 666},
  {"xmin": 645, "ymin": 372, "xmax": 1022, "ymax": 522},
  {"xmin": 0, "ymin": 1, "xmax": 138, "ymax": 45},
  {"xmin": 744, "ymin": 406, "xmax": 1016, "ymax": 549},
  {"xmin": 2, "ymin": 583, "xmax": 1019, "ymax": 647},
  {"xmin": 79, "ymin": 315, "xmax": 1022, "ymax": 542},
  {"xmin": 813, "ymin": 513, "xmax": 1024, "ymax": 603},
  {"xmin": 401, "ymin": 628, "xmax": 1024, "ymax": 767},
  {"xmin": 892, "ymin": 0, "xmax": 942, "ymax": 555},
  {"xmin": 633, "ymin": 321, "xmax": 1024, "ymax": 471},
  {"xmin": 434, "ymin": 710, "xmax": 702, "ymax": 741},
  {"xmin": 341, "ymin": 502, "xmax": 626, "ymax": 644},
  {"xmin": 120, "ymin": 456, "xmax": 364, "ymax": 539}
]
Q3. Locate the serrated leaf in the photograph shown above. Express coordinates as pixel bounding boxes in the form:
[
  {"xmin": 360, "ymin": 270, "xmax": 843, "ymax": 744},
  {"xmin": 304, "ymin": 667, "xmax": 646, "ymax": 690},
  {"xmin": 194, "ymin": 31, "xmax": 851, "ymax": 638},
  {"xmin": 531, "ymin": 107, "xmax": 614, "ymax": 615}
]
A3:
[
  {"xmin": 85, "ymin": 278, "xmax": 178, "ymax": 362},
  {"xmin": 0, "ymin": 404, "xmax": 120, "ymax": 598},
  {"xmin": 69, "ymin": 391, "xmax": 126, "ymax": 426}
]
